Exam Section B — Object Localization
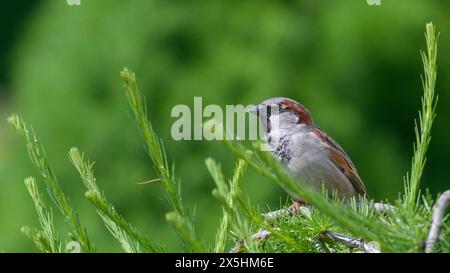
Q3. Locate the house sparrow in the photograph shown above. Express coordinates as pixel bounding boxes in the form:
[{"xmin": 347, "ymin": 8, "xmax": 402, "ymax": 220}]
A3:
[{"xmin": 249, "ymin": 97, "xmax": 366, "ymax": 208}]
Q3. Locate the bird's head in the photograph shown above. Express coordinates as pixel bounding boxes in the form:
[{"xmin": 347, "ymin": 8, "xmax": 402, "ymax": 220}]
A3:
[{"xmin": 248, "ymin": 97, "xmax": 313, "ymax": 135}]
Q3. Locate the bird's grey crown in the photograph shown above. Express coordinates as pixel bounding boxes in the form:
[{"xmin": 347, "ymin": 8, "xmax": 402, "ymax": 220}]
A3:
[{"xmin": 257, "ymin": 97, "xmax": 299, "ymax": 107}]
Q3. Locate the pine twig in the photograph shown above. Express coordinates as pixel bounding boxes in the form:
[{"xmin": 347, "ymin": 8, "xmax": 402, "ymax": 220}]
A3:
[
  {"xmin": 8, "ymin": 114, "xmax": 94, "ymax": 252},
  {"xmin": 23, "ymin": 177, "xmax": 61, "ymax": 253},
  {"xmin": 69, "ymin": 147, "xmax": 164, "ymax": 253},
  {"xmin": 21, "ymin": 226, "xmax": 50, "ymax": 253},
  {"xmin": 207, "ymin": 158, "xmax": 247, "ymax": 253},
  {"xmin": 322, "ymin": 231, "xmax": 380, "ymax": 253},
  {"xmin": 258, "ymin": 204, "xmax": 387, "ymax": 253},
  {"xmin": 120, "ymin": 68, "xmax": 202, "ymax": 252},
  {"xmin": 230, "ymin": 228, "xmax": 276, "ymax": 253},
  {"xmin": 230, "ymin": 240, "xmax": 245, "ymax": 253},
  {"xmin": 404, "ymin": 22, "xmax": 438, "ymax": 208},
  {"xmin": 425, "ymin": 190, "xmax": 450, "ymax": 253},
  {"xmin": 262, "ymin": 207, "xmax": 311, "ymax": 220},
  {"xmin": 251, "ymin": 228, "xmax": 276, "ymax": 241},
  {"xmin": 231, "ymin": 225, "xmax": 380, "ymax": 253}
]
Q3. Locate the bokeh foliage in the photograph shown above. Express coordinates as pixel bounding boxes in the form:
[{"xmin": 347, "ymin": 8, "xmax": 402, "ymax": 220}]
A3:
[{"xmin": 0, "ymin": 1, "xmax": 449, "ymax": 251}]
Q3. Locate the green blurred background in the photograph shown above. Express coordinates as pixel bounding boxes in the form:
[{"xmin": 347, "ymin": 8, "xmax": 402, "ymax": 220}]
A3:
[{"xmin": 0, "ymin": 0, "xmax": 449, "ymax": 252}]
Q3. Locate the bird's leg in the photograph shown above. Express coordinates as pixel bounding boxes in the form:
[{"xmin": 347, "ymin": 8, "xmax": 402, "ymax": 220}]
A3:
[
  {"xmin": 288, "ymin": 200, "xmax": 307, "ymax": 213},
  {"xmin": 262, "ymin": 200, "xmax": 311, "ymax": 219}
]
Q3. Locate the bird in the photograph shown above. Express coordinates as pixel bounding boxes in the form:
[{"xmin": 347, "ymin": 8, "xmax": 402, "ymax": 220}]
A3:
[{"xmin": 248, "ymin": 97, "xmax": 366, "ymax": 210}]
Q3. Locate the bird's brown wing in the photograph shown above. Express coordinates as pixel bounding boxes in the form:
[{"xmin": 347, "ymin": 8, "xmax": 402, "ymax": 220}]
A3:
[{"xmin": 310, "ymin": 126, "xmax": 366, "ymax": 196}]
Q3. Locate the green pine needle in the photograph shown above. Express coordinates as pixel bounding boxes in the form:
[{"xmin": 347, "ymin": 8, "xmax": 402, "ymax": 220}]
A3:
[
  {"xmin": 207, "ymin": 158, "xmax": 247, "ymax": 252},
  {"xmin": 404, "ymin": 22, "xmax": 439, "ymax": 209},
  {"xmin": 69, "ymin": 147, "xmax": 164, "ymax": 253},
  {"xmin": 120, "ymin": 68, "xmax": 203, "ymax": 252},
  {"xmin": 8, "ymin": 114, "xmax": 94, "ymax": 253},
  {"xmin": 23, "ymin": 177, "xmax": 61, "ymax": 253}
]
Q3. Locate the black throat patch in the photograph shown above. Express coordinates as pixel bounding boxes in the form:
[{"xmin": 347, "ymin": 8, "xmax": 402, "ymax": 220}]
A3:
[{"xmin": 266, "ymin": 106, "xmax": 272, "ymax": 133}]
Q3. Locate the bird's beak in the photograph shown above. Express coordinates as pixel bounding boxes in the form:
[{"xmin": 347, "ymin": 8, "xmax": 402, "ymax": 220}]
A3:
[{"xmin": 247, "ymin": 105, "xmax": 259, "ymax": 116}]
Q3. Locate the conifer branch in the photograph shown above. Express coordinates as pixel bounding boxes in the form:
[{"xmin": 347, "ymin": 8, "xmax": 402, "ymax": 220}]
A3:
[
  {"xmin": 120, "ymin": 68, "xmax": 202, "ymax": 252},
  {"xmin": 21, "ymin": 226, "xmax": 51, "ymax": 253},
  {"xmin": 69, "ymin": 147, "xmax": 164, "ymax": 253},
  {"xmin": 8, "ymin": 114, "xmax": 94, "ymax": 252},
  {"xmin": 404, "ymin": 22, "xmax": 438, "ymax": 208},
  {"xmin": 322, "ymin": 231, "xmax": 380, "ymax": 253},
  {"xmin": 207, "ymin": 158, "xmax": 247, "ymax": 253},
  {"xmin": 23, "ymin": 177, "xmax": 61, "ymax": 253}
]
